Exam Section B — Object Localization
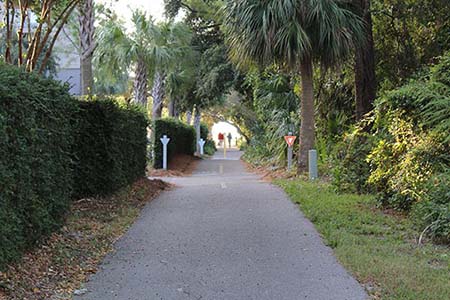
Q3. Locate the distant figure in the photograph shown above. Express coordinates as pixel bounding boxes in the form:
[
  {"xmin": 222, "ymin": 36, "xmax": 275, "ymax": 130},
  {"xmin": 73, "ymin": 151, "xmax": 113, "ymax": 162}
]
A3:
[
  {"xmin": 218, "ymin": 132, "xmax": 224, "ymax": 147},
  {"xmin": 227, "ymin": 133, "xmax": 232, "ymax": 148}
]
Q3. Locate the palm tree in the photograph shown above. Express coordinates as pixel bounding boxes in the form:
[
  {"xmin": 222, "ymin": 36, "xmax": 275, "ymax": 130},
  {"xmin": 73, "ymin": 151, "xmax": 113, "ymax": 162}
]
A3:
[
  {"xmin": 353, "ymin": 0, "xmax": 376, "ymax": 120},
  {"xmin": 149, "ymin": 21, "xmax": 192, "ymax": 120},
  {"xmin": 95, "ymin": 11, "xmax": 155, "ymax": 105},
  {"xmin": 225, "ymin": 0, "xmax": 364, "ymax": 173},
  {"xmin": 79, "ymin": 0, "xmax": 96, "ymax": 95}
]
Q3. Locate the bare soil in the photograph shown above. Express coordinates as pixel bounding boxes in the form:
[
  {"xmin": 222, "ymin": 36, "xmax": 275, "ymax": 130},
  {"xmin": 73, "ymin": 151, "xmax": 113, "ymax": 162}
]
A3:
[{"xmin": 147, "ymin": 154, "xmax": 201, "ymax": 177}]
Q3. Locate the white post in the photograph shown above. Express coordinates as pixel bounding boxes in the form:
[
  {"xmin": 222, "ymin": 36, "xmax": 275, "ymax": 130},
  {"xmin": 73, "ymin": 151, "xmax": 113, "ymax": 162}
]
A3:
[
  {"xmin": 160, "ymin": 135, "xmax": 170, "ymax": 170},
  {"xmin": 198, "ymin": 138, "xmax": 206, "ymax": 155}
]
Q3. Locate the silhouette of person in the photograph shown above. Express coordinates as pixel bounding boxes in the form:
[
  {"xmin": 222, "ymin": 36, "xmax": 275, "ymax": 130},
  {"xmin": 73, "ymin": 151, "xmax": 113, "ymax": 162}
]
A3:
[{"xmin": 227, "ymin": 133, "xmax": 232, "ymax": 148}]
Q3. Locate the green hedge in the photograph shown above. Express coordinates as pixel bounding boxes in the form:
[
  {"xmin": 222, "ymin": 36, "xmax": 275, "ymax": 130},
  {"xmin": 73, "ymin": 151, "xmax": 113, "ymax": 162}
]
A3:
[
  {"xmin": 0, "ymin": 64, "xmax": 148, "ymax": 270},
  {"xmin": 0, "ymin": 64, "xmax": 76, "ymax": 268},
  {"xmin": 73, "ymin": 98, "xmax": 148, "ymax": 198},
  {"xmin": 153, "ymin": 118, "xmax": 195, "ymax": 168}
]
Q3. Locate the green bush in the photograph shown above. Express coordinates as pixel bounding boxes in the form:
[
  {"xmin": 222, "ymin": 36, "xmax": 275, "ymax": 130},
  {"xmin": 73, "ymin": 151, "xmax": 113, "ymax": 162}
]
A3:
[
  {"xmin": 73, "ymin": 98, "xmax": 148, "ymax": 198},
  {"xmin": 0, "ymin": 65, "xmax": 148, "ymax": 270},
  {"xmin": 200, "ymin": 122, "xmax": 209, "ymax": 140},
  {"xmin": 0, "ymin": 64, "xmax": 76, "ymax": 269},
  {"xmin": 412, "ymin": 172, "xmax": 450, "ymax": 243},
  {"xmin": 332, "ymin": 53, "xmax": 450, "ymax": 242},
  {"xmin": 200, "ymin": 122, "xmax": 217, "ymax": 155},
  {"xmin": 331, "ymin": 119, "xmax": 375, "ymax": 194},
  {"xmin": 204, "ymin": 139, "xmax": 217, "ymax": 155},
  {"xmin": 153, "ymin": 118, "xmax": 195, "ymax": 168}
]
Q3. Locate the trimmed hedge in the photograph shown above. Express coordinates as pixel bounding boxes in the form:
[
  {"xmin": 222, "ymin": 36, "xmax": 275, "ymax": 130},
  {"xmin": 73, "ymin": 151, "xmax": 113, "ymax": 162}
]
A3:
[
  {"xmin": 0, "ymin": 64, "xmax": 148, "ymax": 270},
  {"xmin": 0, "ymin": 64, "xmax": 76, "ymax": 268},
  {"xmin": 73, "ymin": 98, "xmax": 148, "ymax": 198},
  {"xmin": 153, "ymin": 118, "xmax": 195, "ymax": 168}
]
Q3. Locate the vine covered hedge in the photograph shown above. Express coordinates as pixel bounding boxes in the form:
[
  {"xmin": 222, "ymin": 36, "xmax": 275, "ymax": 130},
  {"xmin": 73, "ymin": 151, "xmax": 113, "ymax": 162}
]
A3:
[
  {"xmin": 0, "ymin": 64, "xmax": 148, "ymax": 269},
  {"xmin": 153, "ymin": 118, "xmax": 195, "ymax": 168}
]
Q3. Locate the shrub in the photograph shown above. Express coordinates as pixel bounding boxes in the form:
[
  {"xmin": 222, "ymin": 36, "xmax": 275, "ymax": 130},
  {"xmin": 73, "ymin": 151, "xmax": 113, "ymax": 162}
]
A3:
[
  {"xmin": 412, "ymin": 172, "xmax": 450, "ymax": 243},
  {"xmin": 73, "ymin": 98, "xmax": 148, "ymax": 198},
  {"xmin": 200, "ymin": 122, "xmax": 217, "ymax": 155},
  {"xmin": 0, "ymin": 65, "xmax": 148, "ymax": 270},
  {"xmin": 332, "ymin": 53, "xmax": 450, "ymax": 242},
  {"xmin": 204, "ymin": 139, "xmax": 217, "ymax": 155},
  {"xmin": 200, "ymin": 122, "xmax": 209, "ymax": 140},
  {"xmin": 153, "ymin": 118, "xmax": 195, "ymax": 168},
  {"xmin": 0, "ymin": 64, "xmax": 76, "ymax": 269},
  {"xmin": 331, "ymin": 119, "xmax": 376, "ymax": 194}
]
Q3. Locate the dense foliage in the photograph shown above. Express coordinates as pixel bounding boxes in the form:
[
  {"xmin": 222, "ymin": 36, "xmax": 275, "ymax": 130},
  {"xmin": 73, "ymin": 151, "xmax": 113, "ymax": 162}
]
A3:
[
  {"xmin": 153, "ymin": 118, "xmax": 196, "ymax": 168},
  {"xmin": 0, "ymin": 64, "xmax": 76, "ymax": 269},
  {"xmin": 0, "ymin": 65, "xmax": 148, "ymax": 270},
  {"xmin": 200, "ymin": 123, "xmax": 217, "ymax": 155},
  {"xmin": 73, "ymin": 98, "xmax": 148, "ymax": 198},
  {"xmin": 333, "ymin": 53, "xmax": 450, "ymax": 242}
]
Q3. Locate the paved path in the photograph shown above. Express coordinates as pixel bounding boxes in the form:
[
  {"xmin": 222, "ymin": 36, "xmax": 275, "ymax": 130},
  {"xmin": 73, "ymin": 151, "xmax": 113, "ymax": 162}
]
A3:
[{"xmin": 76, "ymin": 150, "xmax": 368, "ymax": 300}]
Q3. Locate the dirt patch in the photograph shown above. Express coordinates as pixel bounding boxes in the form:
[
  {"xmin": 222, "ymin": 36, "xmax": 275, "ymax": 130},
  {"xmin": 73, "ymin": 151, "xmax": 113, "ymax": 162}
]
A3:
[
  {"xmin": 242, "ymin": 159, "xmax": 298, "ymax": 182},
  {"xmin": 0, "ymin": 178, "xmax": 170, "ymax": 300},
  {"xmin": 147, "ymin": 154, "xmax": 201, "ymax": 177}
]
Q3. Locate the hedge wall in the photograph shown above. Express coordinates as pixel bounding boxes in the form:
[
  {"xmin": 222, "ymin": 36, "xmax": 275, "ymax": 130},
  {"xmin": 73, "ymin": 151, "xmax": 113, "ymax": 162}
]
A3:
[
  {"xmin": 153, "ymin": 118, "xmax": 195, "ymax": 168},
  {"xmin": 0, "ymin": 64, "xmax": 76, "ymax": 268},
  {"xmin": 0, "ymin": 64, "xmax": 148, "ymax": 270},
  {"xmin": 73, "ymin": 99, "xmax": 148, "ymax": 198}
]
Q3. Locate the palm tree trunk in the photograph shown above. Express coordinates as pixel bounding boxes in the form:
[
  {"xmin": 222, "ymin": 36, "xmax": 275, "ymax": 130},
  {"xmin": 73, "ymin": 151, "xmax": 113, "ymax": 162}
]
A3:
[
  {"xmin": 152, "ymin": 71, "xmax": 165, "ymax": 120},
  {"xmin": 79, "ymin": 0, "xmax": 95, "ymax": 95},
  {"xmin": 298, "ymin": 57, "xmax": 315, "ymax": 173},
  {"xmin": 194, "ymin": 106, "xmax": 201, "ymax": 154},
  {"xmin": 168, "ymin": 98, "xmax": 176, "ymax": 117},
  {"xmin": 186, "ymin": 110, "xmax": 192, "ymax": 125},
  {"xmin": 133, "ymin": 58, "xmax": 148, "ymax": 106},
  {"xmin": 354, "ymin": 0, "xmax": 376, "ymax": 120}
]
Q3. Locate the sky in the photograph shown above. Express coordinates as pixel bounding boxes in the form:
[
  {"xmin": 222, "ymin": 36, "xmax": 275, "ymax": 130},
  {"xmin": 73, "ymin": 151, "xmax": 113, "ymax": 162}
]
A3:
[{"xmin": 99, "ymin": 0, "xmax": 166, "ymax": 23}]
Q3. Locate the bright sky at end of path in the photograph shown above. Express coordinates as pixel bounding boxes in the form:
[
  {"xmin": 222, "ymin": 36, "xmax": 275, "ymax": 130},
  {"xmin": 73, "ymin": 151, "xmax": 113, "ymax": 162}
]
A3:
[{"xmin": 99, "ymin": 0, "xmax": 165, "ymax": 25}]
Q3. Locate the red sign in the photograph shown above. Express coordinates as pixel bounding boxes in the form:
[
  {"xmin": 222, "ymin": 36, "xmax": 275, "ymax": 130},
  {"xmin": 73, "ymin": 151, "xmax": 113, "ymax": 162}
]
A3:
[{"xmin": 284, "ymin": 135, "xmax": 297, "ymax": 147}]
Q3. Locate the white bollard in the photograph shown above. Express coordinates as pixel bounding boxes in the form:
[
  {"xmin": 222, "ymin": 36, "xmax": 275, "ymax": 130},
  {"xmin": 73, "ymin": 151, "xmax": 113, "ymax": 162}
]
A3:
[
  {"xmin": 198, "ymin": 138, "xmax": 206, "ymax": 155},
  {"xmin": 160, "ymin": 135, "xmax": 170, "ymax": 170}
]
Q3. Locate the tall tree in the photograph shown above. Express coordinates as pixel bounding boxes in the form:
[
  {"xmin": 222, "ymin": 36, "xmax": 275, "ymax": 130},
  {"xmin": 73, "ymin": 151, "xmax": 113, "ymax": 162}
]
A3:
[
  {"xmin": 354, "ymin": 0, "xmax": 376, "ymax": 119},
  {"xmin": 2, "ymin": 0, "xmax": 81, "ymax": 73},
  {"xmin": 149, "ymin": 21, "xmax": 192, "ymax": 120},
  {"xmin": 225, "ymin": 0, "xmax": 364, "ymax": 173},
  {"xmin": 79, "ymin": 0, "xmax": 96, "ymax": 95},
  {"xmin": 95, "ymin": 11, "xmax": 154, "ymax": 105}
]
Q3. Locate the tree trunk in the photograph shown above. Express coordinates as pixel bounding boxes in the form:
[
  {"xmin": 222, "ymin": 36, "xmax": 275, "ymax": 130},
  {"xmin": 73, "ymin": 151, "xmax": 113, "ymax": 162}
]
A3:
[
  {"xmin": 354, "ymin": 0, "xmax": 376, "ymax": 120},
  {"xmin": 133, "ymin": 58, "xmax": 148, "ymax": 106},
  {"xmin": 194, "ymin": 106, "xmax": 201, "ymax": 154},
  {"xmin": 79, "ymin": 0, "xmax": 95, "ymax": 95},
  {"xmin": 152, "ymin": 71, "xmax": 166, "ymax": 120},
  {"xmin": 168, "ymin": 98, "xmax": 176, "ymax": 117},
  {"xmin": 4, "ymin": 0, "xmax": 13, "ymax": 64},
  {"xmin": 186, "ymin": 110, "xmax": 192, "ymax": 125},
  {"xmin": 298, "ymin": 58, "xmax": 315, "ymax": 173}
]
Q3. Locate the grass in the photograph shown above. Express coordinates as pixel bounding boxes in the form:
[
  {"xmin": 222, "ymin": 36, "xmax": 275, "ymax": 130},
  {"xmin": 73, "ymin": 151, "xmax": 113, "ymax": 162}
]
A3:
[{"xmin": 276, "ymin": 179, "xmax": 450, "ymax": 300}]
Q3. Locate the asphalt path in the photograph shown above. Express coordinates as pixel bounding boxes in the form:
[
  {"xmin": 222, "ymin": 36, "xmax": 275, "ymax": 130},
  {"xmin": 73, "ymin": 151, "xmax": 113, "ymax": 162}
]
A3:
[{"xmin": 76, "ymin": 149, "xmax": 368, "ymax": 300}]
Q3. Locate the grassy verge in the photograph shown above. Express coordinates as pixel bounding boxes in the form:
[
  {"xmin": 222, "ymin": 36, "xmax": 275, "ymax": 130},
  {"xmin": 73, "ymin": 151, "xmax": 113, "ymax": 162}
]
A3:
[
  {"xmin": 0, "ymin": 178, "xmax": 169, "ymax": 300},
  {"xmin": 276, "ymin": 179, "xmax": 450, "ymax": 300}
]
